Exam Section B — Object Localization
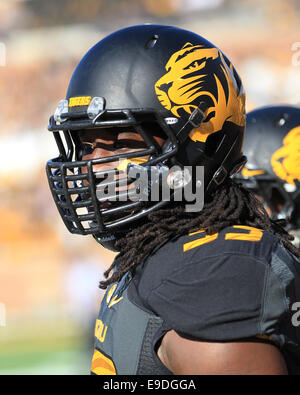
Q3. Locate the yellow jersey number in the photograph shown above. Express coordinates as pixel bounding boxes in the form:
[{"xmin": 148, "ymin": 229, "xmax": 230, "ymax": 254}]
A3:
[{"xmin": 183, "ymin": 225, "xmax": 263, "ymax": 252}]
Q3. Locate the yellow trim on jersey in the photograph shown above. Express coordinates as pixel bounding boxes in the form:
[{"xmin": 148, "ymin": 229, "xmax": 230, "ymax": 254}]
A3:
[
  {"xmin": 255, "ymin": 334, "xmax": 279, "ymax": 346},
  {"xmin": 91, "ymin": 349, "xmax": 116, "ymax": 375},
  {"xmin": 183, "ymin": 232, "xmax": 219, "ymax": 252},
  {"xmin": 106, "ymin": 284, "xmax": 118, "ymax": 305},
  {"xmin": 225, "ymin": 225, "xmax": 263, "ymax": 242},
  {"xmin": 256, "ymin": 334, "xmax": 273, "ymax": 342},
  {"xmin": 189, "ymin": 229, "xmax": 205, "ymax": 236},
  {"xmin": 183, "ymin": 225, "xmax": 263, "ymax": 252},
  {"xmin": 105, "ymin": 283, "xmax": 123, "ymax": 308},
  {"xmin": 94, "ymin": 319, "xmax": 108, "ymax": 343}
]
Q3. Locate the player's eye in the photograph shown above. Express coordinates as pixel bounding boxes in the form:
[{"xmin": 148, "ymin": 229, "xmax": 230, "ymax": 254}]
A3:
[{"xmin": 113, "ymin": 140, "xmax": 128, "ymax": 149}]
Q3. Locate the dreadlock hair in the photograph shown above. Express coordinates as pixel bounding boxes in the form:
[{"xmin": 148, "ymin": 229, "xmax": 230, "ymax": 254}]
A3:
[{"xmin": 99, "ymin": 178, "xmax": 300, "ymax": 289}]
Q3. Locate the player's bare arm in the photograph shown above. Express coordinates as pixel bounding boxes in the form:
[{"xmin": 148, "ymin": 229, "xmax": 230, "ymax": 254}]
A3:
[{"xmin": 158, "ymin": 330, "xmax": 288, "ymax": 375}]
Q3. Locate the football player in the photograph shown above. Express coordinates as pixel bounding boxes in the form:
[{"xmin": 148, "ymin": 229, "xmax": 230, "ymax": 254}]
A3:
[
  {"xmin": 235, "ymin": 105, "xmax": 300, "ymax": 248},
  {"xmin": 46, "ymin": 25, "xmax": 300, "ymax": 374}
]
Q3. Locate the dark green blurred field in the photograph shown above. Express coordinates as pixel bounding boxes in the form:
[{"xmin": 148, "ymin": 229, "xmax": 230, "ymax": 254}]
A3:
[{"xmin": 0, "ymin": 318, "xmax": 93, "ymax": 375}]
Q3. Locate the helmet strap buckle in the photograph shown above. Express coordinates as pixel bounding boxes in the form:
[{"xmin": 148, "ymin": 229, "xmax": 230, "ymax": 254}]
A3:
[
  {"xmin": 176, "ymin": 102, "xmax": 208, "ymax": 143},
  {"xmin": 213, "ymin": 166, "xmax": 228, "ymax": 186}
]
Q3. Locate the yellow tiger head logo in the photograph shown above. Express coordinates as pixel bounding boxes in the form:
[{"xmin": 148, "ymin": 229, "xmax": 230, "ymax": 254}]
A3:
[
  {"xmin": 271, "ymin": 126, "xmax": 300, "ymax": 185},
  {"xmin": 154, "ymin": 43, "xmax": 245, "ymax": 142}
]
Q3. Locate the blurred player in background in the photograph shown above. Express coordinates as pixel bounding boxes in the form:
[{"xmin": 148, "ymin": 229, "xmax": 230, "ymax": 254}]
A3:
[
  {"xmin": 46, "ymin": 25, "xmax": 300, "ymax": 375},
  {"xmin": 235, "ymin": 105, "xmax": 300, "ymax": 248}
]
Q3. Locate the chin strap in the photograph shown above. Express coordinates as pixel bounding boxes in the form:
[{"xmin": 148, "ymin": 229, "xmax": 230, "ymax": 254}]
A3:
[
  {"xmin": 93, "ymin": 233, "xmax": 119, "ymax": 252},
  {"xmin": 176, "ymin": 102, "xmax": 208, "ymax": 143}
]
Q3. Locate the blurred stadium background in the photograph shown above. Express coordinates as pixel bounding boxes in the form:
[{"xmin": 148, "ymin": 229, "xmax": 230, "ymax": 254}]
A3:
[{"xmin": 0, "ymin": 0, "xmax": 299, "ymax": 374}]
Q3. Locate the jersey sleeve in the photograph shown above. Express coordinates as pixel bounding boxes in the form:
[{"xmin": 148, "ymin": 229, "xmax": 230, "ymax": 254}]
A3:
[{"xmin": 146, "ymin": 253, "xmax": 290, "ymax": 342}]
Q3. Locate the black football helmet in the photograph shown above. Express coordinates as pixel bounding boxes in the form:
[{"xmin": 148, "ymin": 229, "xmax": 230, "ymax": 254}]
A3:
[
  {"xmin": 46, "ymin": 24, "xmax": 246, "ymax": 250},
  {"xmin": 235, "ymin": 105, "xmax": 300, "ymax": 231}
]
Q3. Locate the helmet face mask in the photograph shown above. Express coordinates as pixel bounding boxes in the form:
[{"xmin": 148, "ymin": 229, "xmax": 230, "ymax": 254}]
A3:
[
  {"xmin": 235, "ymin": 105, "xmax": 300, "ymax": 231},
  {"xmin": 46, "ymin": 109, "xmax": 179, "ymax": 240},
  {"xmin": 46, "ymin": 24, "xmax": 246, "ymax": 250}
]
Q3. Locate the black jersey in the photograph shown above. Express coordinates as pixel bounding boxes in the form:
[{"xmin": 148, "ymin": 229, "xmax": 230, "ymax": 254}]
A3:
[{"xmin": 91, "ymin": 225, "xmax": 300, "ymax": 375}]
